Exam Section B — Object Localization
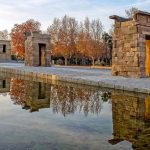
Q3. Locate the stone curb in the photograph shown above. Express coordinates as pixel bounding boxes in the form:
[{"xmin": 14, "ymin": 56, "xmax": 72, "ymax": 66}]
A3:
[{"xmin": 0, "ymin": 66, "xmax": 150, "ymax": 94}]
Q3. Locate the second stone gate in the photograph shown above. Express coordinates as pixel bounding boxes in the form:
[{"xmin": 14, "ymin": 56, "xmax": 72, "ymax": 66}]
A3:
[{"xmin": 25, "ymin": 31, "xmax": 51, "ymax": 67}]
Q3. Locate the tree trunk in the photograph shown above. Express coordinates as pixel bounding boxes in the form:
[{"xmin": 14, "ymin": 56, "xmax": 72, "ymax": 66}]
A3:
[
  {"xmin": 82, "ymin": 58, "xmax": 84, "ymax": 65},
  {"xmin": 106, "ymin": 46, "xmax": 108, "ymax": 65},
  {"xmin": 68, "ymin": 58, "xmax": 70, "ymax": 65},
  {"xmin": 92, "ymin": 57, "xmax": 95, "ymax": 66},
  {"xmin": 65, "ymin": 57, "xmax": 68, "ymax": 66},
  {"xmin": 75, "ymin": 57, "xmax": 78, "ymax": 65}
]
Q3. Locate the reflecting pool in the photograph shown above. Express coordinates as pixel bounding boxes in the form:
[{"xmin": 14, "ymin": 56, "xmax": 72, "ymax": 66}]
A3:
[{"xmin": 0, "ymin": 73, "xmax": 150, "ymax": 150}]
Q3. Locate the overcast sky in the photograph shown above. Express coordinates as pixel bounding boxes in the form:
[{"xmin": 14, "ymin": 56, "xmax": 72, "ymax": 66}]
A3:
[{"xmin": 0, "ymin": 0, "xmax": 149, "ymax": 32}]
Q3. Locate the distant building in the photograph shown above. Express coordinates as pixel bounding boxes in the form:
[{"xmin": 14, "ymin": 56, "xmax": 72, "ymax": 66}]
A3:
[
  {"xmin": 0, "ymin": 40, "xmax": 11, "ymax": 62},
  {"xmin": 0, "ymin": 78, "xmax": 10, "ymax": 93},
  {"xmin": 25, "ymin": 30, "xmax": 51, "ymax": 67},
  {"xmin": 110, "ymin": 11, "xmax": 150, "ymax": 78}
]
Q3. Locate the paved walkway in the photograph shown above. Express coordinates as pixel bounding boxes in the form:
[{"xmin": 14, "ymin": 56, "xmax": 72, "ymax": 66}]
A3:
[{"xmin": 0, "ymin": 63, "xmax": 150, "ymax": 94}]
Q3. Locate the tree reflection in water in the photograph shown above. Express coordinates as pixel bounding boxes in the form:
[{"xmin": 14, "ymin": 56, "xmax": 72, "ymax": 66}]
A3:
[
  {"xmin": 1, "ymin": 76, "xmax": 150, "ymax": 149},
  {"xmin": 10, "ymin": 79, "xmax": 26, "ymax": 105},
  {"xmin": 9, "ymin": 78, "xmax": 111, "ymax": 116},
  {"xmin": 50, "ymin": 85, "xmax": 111, "ymax": 116}
]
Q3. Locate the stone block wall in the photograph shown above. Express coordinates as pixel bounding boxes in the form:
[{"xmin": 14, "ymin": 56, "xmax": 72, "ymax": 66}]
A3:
[
  {"xmin": 0, "ymin": 40, "xmax": 11, "ymax": 62},
  {"xmin": 110, "ymin": 11, "xmax": 150, "ymax": 78},
  {"xmin": 25, "ymin": 31, "xmax": 51, "ymax": 67},
  {"xmin": 110, "ymin": 91, "xmax": 150, "ymax": 149}
]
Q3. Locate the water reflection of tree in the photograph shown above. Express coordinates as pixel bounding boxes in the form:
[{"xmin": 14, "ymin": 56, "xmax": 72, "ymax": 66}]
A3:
[
  {"xmin": 50, "ymin": 85, "xmax": 111, "ymax": 116},
  {"xmin": 0, "ymin": 93, "xmax": 9, "ymax": 97},
  {"xmin": 10, "ymin": 79, "xmax": 26, "ymax": 105},
  {"xmin": 9, "ymin": 78, "xmax": 111, "ymax": 116},
  {"xmin": 101, "ymin": 92, "xmax": 111, "ymax": 102}
]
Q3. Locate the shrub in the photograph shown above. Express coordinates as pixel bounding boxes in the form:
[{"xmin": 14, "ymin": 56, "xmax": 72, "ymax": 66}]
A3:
[
  {"xmin": 56, "ymin": 59, "xmax": 64, "ymax": 65},
  {"xmin": 95, "ymin": 60, "xmax": 106, "ymax": 66},
  {"xmin": 11, "ymin": 55, "xmax": 17, "ymax": 60}
]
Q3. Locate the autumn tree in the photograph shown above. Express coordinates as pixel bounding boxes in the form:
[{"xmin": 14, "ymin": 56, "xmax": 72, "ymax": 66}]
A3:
[
  {"xmin": 109, "ymin": 24, "xmax": 114, "ymax": 36},
  {"xmin": 77, "ymin": 18, "xmax": 104, "ymax": 65},
  {"xmin": 58, "ymin": 15, "xmax": 72, "ymax": 65},
  {"xmin": 11, "ymin": 19, "xmax": 41, "ymax": 59},
  {"xmin": 47, "ymin": 18, "xmax": 61, "ymax": 57},
  {"xmin": 0, "ymin": 30, "xmax": 9, "ymax": 40},
  {"xmin": 76, "ymin": 22, "xmax": 87, "ymax": 65},
  {"xmin": 48, "ymin": 15, "xmax": 78, "ymax": 65},
  {"xmin": 67, "ymin": 17, "xmax": 78, "ymax": 64},
  {"xmin": 102, "ymin": 32, "xmax": 112, "ymax": 65},
  {"xmin": 125, "ymin": 7, "xmax": 138, "ymax": 18},
  {"xmin": 48, "ymin": 16, "xmax": 105, "ymax": 66},
  {"xmin": 88, "ymin": 19, "xmax": 104, "ymax": 65}
]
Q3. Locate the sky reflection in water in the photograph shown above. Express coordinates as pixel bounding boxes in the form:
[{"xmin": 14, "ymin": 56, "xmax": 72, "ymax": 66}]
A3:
[{"xmin": 0, "ymin": 74, "xmax": 149, "ymax": 150}]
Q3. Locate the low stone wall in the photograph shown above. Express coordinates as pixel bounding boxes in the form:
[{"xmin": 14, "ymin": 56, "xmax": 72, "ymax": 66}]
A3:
[{"xmin": 0, "ymin": 66, "xmax": 150, "ymax": 94}]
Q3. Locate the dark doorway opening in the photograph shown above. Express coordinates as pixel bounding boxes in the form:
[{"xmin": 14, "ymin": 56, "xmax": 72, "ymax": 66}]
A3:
[
  {"xmin": 2, "ymin": 80, "xmax": 6, "ymax": 88},
  {"xmin": 3, "ymin": 45, "xmax": 6, "ymax": 53},
  {"xmin": 38, "ymin": 82, "xmax": 46, "ymax": 99},
  {"xmin": 146, "ymin": 35, "xmax": 150, "ymax": 40},
  {"xmin": 39, "ymin": 44, "xmax": 46, "ymax": 66}
]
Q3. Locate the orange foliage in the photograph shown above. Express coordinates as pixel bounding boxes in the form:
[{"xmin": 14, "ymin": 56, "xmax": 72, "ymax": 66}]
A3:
[
  {"xmin": 47, "ymin": 16, "xmax": 78, "ymax": 65},
  {"xmin": 48, "ymin": 16, "xmax": 105, "ymax": 65},
  {"xmin": 10, "ymin": 79, "xmax": 26, "ymax": 105},
  {"xmin": 11, "ymin": 19, "xmax": 41, "ymax": 59}
]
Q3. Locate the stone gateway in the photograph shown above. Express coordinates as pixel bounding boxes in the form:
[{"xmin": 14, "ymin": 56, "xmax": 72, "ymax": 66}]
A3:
[
  {"xmin": 0, "ymin": 40, "xmax": 11, "ymax": 62},
  {"xmin": 25, "ymin": 31, "xmax": 51, "ymax": 67},
  {"xmin": 110, "ymin": 11, "xmax": 150, "ymax": 78}
]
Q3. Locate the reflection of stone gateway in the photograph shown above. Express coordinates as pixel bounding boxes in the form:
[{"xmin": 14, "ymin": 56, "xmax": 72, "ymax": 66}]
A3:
[
  {"xmin": 25, "ymin": 31, "xmax": 51, "ymax": 67},
  {"xmin": 0, "ymin": 79, "xmax": 10, "ymax": 93},
  {"xmin": 23, "ymin": 81, "xmax": 51, "ymax": 112},
  {"xmin": 9, "ymin": 78, "xmax": 108, "ymax": 115},
  {"xmin": 110, "ymin": 91, "xmax": 150, "ymax": 149},
  {"xmin": 110, "ymin": 11, "xmax": 150, "ymax": 78}
]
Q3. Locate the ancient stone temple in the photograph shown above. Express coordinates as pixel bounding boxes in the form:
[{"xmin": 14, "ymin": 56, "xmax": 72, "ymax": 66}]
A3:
[
  {"xmin": 0, "ymin": 40, "xmax": 11, "ymax": 62},
  {"xmin": 110, "ymin": 11, "xmax": 150, "ymax": 78},
  {"xmin": 25, "ymin": 31, "xmax": 51, "ymax": 67}
]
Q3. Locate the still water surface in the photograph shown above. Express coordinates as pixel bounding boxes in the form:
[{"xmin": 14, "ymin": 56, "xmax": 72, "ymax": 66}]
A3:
[{"xmin": 0, "ymin": 73, "xmax": 150, "ymax": 150}]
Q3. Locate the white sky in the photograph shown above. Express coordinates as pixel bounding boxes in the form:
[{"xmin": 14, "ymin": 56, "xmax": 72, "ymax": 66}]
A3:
[{"xmin": 0, "ymin": 0, "xmax": 150, "ymax": 32}]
